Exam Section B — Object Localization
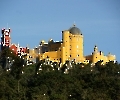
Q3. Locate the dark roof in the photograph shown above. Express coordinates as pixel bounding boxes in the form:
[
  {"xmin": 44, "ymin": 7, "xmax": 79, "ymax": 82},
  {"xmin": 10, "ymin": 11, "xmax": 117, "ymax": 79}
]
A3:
[{"xmin": 69, "ymin": 26, "xmax": 82, "ymax": 35}]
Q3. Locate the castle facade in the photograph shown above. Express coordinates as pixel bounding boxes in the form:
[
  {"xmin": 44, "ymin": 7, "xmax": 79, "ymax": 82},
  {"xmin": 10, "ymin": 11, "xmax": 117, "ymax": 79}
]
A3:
[
  {"xmin": 1, "ymin": 25, "xmax": 116, "ymax": 65},
  {"xmin": 37, "ymin": 25, "xmax": 116, "ymax": 65}
]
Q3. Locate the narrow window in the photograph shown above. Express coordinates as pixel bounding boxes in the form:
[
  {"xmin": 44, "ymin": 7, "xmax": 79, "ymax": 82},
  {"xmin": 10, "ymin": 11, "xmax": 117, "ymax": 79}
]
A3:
[{"xmin": 77, "ymin": 45, "xmax": 79, "ymax": 48}]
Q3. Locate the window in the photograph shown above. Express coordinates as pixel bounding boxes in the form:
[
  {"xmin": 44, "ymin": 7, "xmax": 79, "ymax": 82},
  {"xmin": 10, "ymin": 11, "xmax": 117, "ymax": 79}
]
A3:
[
  {"xmin": 77, "ymin": 45, "xmax": 79, "ymax": 48},
  {"xmin": 6, "ymin": 32, "xmax": 8, "ymax": 35},
  {"xmin": 70, "ymin": 55, "xmax": 71, "ymax": 57},
  {"xmin": 60, "ymin": 58, "xmax": 62, "ymax": 62},
  {"xmin": 77, "ymin": 37, "xmax": 79, "ymax": 41}
]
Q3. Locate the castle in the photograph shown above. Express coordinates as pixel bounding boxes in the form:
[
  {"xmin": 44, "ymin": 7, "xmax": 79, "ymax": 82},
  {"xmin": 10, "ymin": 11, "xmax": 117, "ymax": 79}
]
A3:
[{"xmin": 1, "ymin": 24, "xmax": 116, "ymax": 65}]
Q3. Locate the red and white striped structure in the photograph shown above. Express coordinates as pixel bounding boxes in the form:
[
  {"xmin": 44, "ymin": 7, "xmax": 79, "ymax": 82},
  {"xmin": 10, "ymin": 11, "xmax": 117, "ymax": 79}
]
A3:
[{"xmin": 1, "ymin": 28, "xmax": 28, "ymax": 56}]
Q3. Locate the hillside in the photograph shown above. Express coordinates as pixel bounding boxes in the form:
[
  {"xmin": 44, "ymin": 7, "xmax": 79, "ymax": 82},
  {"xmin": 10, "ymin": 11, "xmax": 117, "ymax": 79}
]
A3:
[{"xmin": 0, "ymin": 48, "xmax": 120, "ymax": 100}]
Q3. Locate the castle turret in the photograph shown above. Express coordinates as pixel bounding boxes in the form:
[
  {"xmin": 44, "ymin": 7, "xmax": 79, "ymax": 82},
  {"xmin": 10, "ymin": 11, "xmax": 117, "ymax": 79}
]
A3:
[
  {"xmin": 94, "ymin": 45, "xmax": 98, "ymax": 53},
  {"xmin": 92, "ymin": 45, "xmax": 99, "ymax": 63},
  {"xmin": 62, "ymin": 30, "xmax": 70, "ymax": 63},
  {"xmin": 1, "ymin": 28, "xmax": 11, "ymax": 50},
  {"xmin": 68, "ymin": 24, "xmax": 84, "ymax": 62}
]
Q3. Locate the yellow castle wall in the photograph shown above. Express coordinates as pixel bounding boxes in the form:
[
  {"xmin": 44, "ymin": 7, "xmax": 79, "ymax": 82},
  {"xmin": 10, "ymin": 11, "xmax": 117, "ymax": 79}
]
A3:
[
  {"xmin": 27, "ymin": 49, "xmax": 38, "ymax": 59},
  {"xmin": 92, "ymin": 51, "xmax": 116, "ymax": 64},
  {"xmin": 62, "ymin": 30, "xmax": 70, "ymax": 62},
  {"xmin": 40, "ymin": 51, "xmax": 58, "ymax": 62},
  {"xmin": 69, "ymin": 34, "xmax": 84, "ymax": 62},
  {"xmin": 107, "ymin": 54, "xmax": 116, "ymax": 61}
]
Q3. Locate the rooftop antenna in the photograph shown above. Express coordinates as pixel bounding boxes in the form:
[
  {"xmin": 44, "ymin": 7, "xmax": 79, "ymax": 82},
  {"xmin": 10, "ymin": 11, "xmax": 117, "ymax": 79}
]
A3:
[{"xmin": 73, "ymin": 21, "xmax": 76, "ymax": 27}]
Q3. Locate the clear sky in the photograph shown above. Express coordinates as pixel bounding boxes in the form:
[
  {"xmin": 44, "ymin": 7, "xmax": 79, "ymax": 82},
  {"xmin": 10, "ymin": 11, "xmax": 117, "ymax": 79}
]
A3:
[{"xmin": 0, "ymin": 0, "xmax": 120, "ymax": 62}]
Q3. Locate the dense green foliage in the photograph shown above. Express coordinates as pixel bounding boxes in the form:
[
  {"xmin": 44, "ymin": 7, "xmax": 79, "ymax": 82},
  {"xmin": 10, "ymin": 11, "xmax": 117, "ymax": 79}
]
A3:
[{"xmin": 0, "ymin": 48, "xmax": 120, "ymax": 100}]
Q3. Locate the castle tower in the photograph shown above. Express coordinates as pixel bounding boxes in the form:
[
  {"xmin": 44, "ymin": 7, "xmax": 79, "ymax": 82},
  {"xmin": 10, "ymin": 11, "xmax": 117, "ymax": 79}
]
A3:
[
  {"xmin": 1, "ymin": 28, "xmax": 11, "ymax": 50},
  {"xmin": 62, "ymin": 30, "xmax": 70, "ymax": 61},
  {"xmin": 61, "ymin": 24, "xmax": 84, "ymax": 63},
  {"xmin": 68, "ymin": 24, "xmax": 84, "ymax": 62},
  {"xmin": 92, "ymin": 45, "xmax": 99, "ymax": 63}
]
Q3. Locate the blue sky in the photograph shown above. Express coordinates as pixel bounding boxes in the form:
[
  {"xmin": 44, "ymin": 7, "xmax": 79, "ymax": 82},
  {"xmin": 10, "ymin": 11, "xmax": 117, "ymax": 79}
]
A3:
[{"xmin": 0, "ymin": 0, "xmax": 120, "ymax": 62}]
